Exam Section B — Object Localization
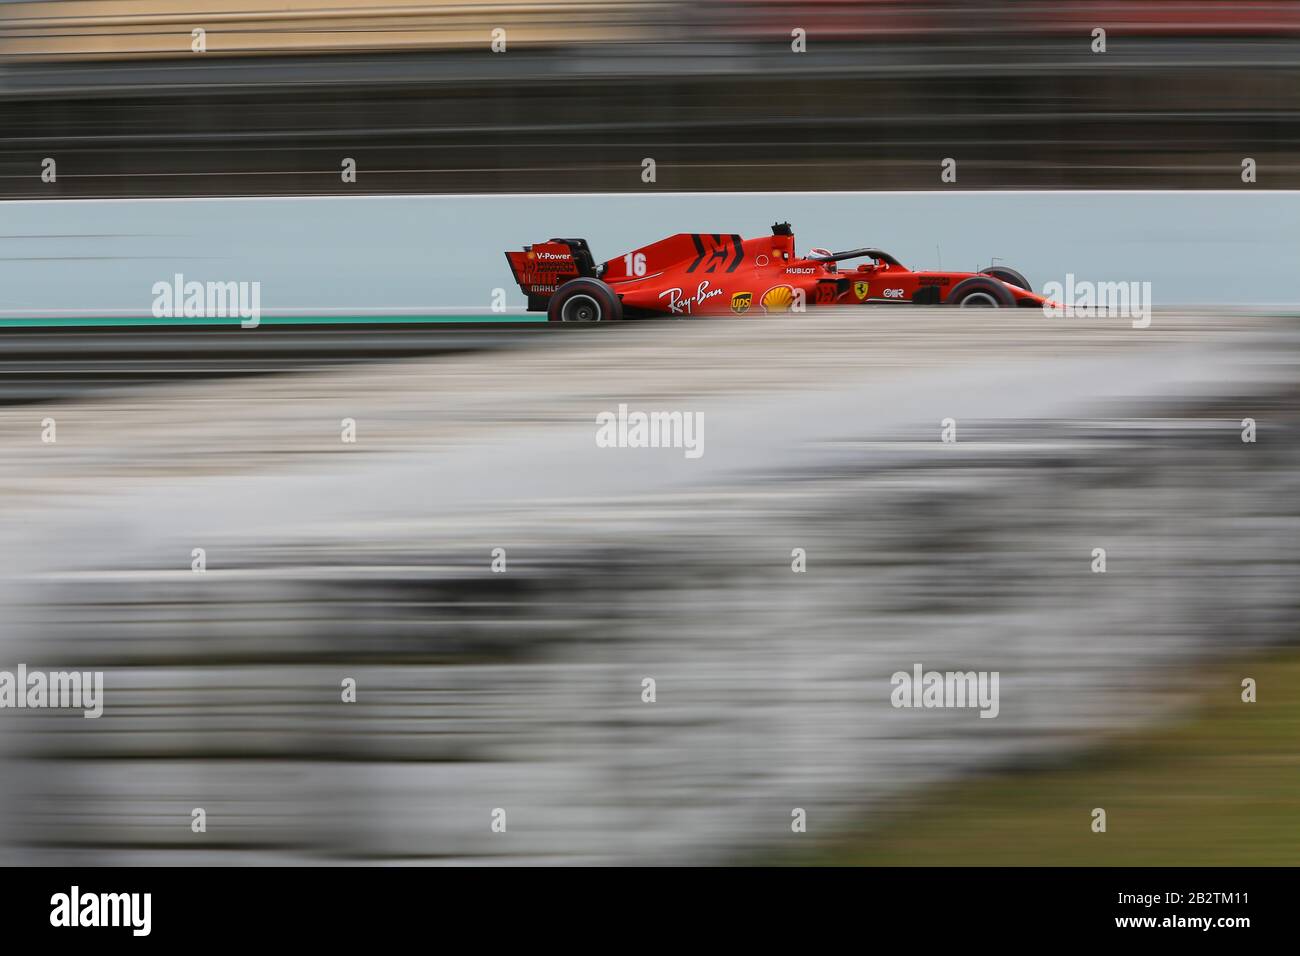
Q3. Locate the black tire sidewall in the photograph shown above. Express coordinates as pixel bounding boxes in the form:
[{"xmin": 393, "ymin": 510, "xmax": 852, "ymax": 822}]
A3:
[
  {"xmin": 979, "ymin": 267, "xmax": 1031, "ymax": 292},
  {"xmin": 948, "ymin": 276, "xmax": 1016, "ymax": 307},
  {"xmin": 547, "ymin": 278, "xmax": 622, "ymax": 323}
]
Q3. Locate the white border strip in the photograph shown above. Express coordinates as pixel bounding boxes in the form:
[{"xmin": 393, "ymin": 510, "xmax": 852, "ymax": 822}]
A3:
[{"xmin": 3, "ymin": 189, "xmax": 1300, "ymax": 205}]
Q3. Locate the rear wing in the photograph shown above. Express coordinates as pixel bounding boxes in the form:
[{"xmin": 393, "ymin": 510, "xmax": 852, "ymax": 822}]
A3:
[{"xmin": 505, "ymin": 238, "xmax": 597, "ymax": 311}]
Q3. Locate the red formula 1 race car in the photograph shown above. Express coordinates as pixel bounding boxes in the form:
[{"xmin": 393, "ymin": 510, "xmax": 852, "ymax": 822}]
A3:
[{"xmin": 505, "ymin": 222, "xmax": 1051, "ymax": 321}]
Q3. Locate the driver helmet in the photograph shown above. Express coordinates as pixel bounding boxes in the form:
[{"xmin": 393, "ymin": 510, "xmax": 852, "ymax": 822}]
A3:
[{"xmin": 807, "ymin": 247, "xmax": 835, "ymax": 272}]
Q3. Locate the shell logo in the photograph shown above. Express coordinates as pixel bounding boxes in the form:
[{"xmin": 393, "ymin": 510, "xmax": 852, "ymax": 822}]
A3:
[{"xmin": 760, "ymin": 284, "xmax": 795, "ymax": 313}]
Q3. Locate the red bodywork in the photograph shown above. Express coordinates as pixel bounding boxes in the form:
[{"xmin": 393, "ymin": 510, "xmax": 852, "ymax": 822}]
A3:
[{"xmin": 506, "ymin": 224, "xmax": 1052, "ymax": 317}]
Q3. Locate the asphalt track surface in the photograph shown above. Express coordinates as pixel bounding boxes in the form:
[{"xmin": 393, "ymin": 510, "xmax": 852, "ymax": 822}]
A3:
[{"xmin": 2, "ymin": 308, "xmax": 1296, "ymax": 863}]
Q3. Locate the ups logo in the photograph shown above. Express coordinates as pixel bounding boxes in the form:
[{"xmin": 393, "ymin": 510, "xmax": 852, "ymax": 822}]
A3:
[{"xmin": 731, "ymin": 291, "xmax": 753, "ymax": 314}]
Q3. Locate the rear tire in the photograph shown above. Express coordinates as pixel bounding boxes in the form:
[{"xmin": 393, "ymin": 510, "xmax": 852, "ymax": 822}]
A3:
[
  {"xmin": 547, "ymin": 278, "xmax": 623, "ymax": 323},
  {"xmin": 948, "ymin": 276, "xmax": 1016, "ymax": 308},
  {"xmin": 979, "ymin": 266, "xmax": 1031, "ymax": 292}
]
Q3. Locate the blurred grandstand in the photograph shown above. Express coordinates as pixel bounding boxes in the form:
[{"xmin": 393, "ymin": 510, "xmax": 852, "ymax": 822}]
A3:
[{"xmin": 1, "ymin": 1, "xmax": 1299, "ymax": 194}]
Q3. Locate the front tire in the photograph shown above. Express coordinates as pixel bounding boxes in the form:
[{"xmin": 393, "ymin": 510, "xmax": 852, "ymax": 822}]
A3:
[
  {"xmin": 547, "ymin": 278, "xmax": 623, "ymax": 323},
  {"xmin": 979, "ymin": 266, "xmax": 1031, "ymax": 292},
  {"xmin": 947, "ymin": 276, "xmax": 1016, "ymax": 308}
]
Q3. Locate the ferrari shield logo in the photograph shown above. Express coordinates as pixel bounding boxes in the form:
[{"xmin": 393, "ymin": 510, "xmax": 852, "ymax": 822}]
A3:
[
  {"xmin": 854, "ymin": 280, "xmax": 869, "ymax": 301},
  {"xmin": 731, "ymin": 291, "xmax": 753, "ymax": 314}
]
